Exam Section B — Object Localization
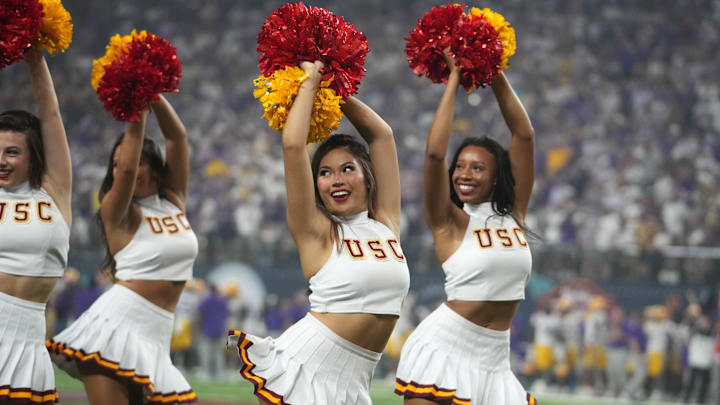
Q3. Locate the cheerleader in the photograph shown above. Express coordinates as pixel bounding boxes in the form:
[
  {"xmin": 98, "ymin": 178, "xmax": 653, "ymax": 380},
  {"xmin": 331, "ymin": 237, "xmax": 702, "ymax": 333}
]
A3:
[
  {"xmin": 0, "ymin": 48, "xmax": 72, "ymax": 405},
  {"xmin": 395, "ymin": 51, "xmax": 537, "ymax": 405},
  {"xmin": 47, "ymin": 95, "xmax": 198, "ymax": 405},
  {"xmin": 227, "ymin": 60, "xmax": 410, "ymax": 404}
]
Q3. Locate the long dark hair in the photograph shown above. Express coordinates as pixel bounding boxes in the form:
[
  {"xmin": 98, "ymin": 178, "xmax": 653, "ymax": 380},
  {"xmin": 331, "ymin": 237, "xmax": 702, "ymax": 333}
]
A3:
[
  {"xmin": 449, "ymin": 136, "xmax": 537, "ymax": 238},
  {"xmin": 310, "ymin": 134, "xmax": 377, "ymax": 246},
  {"xmin": 0, "ymin": 110, "xmax": 45, "ymax": 188},
  {"xmin": 97, "ymin": 134, "xmax": 167, "ymax": 276}
]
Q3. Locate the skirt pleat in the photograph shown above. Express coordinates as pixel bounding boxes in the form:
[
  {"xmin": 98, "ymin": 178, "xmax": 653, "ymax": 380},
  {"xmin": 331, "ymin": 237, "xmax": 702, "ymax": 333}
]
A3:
[{"xmin": 0, "ymin": 292, "xmax": 58, "ymax": 404}]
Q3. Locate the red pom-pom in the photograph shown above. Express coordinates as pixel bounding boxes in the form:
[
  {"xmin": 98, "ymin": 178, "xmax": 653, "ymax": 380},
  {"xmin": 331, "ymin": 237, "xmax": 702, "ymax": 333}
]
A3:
[
  {"xmin": 0, "ymin": 0, "xmax": 43, "ymax": 69},
  {"xmin": 257, "ymin": 2, "xmax": 368, "ymax": 99},
  {"xmin": 404, "ymin": 4, "xmax": 465, "ymax": 84},
  {"xmin": 453, "ymin": 15, "xmax": 503, "ymax": 90},
  {"xmin": 97, "ymin": 34, "xmax": 181, "ymax": 121}
]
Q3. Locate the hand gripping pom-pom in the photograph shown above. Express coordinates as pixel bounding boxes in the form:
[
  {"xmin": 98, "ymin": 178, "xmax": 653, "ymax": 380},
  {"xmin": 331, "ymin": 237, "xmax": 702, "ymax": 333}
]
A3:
[
  {"xmin": 254, "ymin": 66, "xmax": 344, "ymax": 144},
  {"xmin": 257, "ymin": 2, "xmax": 368, "ymax": 100},
  {"xmin": 95, "ymin": 32, "xmax": 182, "ymax": 121},
  {"xmin": 0, "ymin": 0, "xmax": 43, "ymax": 69},
  {"xmin": 36, "ymin": 0, "xmax": 73, "ymax": 55},
  {"xmin": 404, "ymin": 4, "xmax": 465, "ymax": 84}
]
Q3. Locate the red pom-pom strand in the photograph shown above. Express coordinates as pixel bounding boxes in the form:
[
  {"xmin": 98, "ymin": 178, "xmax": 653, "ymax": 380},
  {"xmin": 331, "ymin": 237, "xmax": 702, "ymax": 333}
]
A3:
[
  {"xmin": 0, "ymin": 0, "xmax": 43, "ymax": 69},
  {"xmin": 257, "ymin": 2, "xmax": 368, "ymax": 99},
  {"xmin": 96, "ymin": 34, "xmax": 181, "ymax": 121}
]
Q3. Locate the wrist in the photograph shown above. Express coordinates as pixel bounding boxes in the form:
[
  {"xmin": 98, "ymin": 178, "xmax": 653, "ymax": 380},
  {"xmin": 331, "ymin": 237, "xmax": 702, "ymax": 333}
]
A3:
[{"xmin": 299, "ymin": 77, "xmax": 321, "ymax": 92}]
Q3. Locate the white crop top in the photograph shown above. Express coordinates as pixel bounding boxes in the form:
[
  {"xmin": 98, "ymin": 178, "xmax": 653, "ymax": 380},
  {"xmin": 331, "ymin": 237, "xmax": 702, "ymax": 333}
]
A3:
[
  {"xmin": 114, "ymin": 194, "xmax": 198, "ymax": 281},
  {"xmin": 309, "ymin": 211, "xmax": 410, "ymax": 316},
  {"xmin": 443, "ymin": 202, "xmax": 531, "ymax": 301},
  {"xmin": 0, "ymin": 182, "xmax": 69, "ymax": 278}
]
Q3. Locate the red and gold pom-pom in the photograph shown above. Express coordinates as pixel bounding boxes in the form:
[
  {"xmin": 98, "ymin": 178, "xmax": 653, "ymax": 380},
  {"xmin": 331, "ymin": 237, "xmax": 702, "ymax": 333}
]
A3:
[
  {"xmin": 453, "ymin": 14, "xmax": 503, "ymax": 90},
  {"xmin": 0, "ymin": 0, "xmax": 43, "ymax": 69},
  {"xmin": 404, "ymin": 4, "xmax": 465, "ymax": 84},
  {"xmin": 406, "ymin": 4, "xmax": 514, "ymax": 90},
  {"xmin": 94, "ymin": 32, "xmax": 181, "ymax": 121},
  {"xmin": 257, "ymin": 2, "xmax": 368, "ymax": 99}
]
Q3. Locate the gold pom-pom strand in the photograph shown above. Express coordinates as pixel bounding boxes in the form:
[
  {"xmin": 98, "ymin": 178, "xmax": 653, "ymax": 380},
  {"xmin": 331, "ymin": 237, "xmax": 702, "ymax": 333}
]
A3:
[
  {"xmin": 36, "ymin": 0, "xmax": 73, "ymax": 55},
  {"xmin": 469, "ymin": 7, "xmax": 516, "ymax": 69},
  {"xmin": 254, "ymin": 66, "xmax": 344, "ymax": 144},
  {"xmin": 91, "ymin": 29, "xmax": 148, "ymax": 91}
]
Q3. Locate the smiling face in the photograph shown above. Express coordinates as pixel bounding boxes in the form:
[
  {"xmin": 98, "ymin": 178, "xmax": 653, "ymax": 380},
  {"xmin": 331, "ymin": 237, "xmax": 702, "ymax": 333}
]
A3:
[
  {"xmin": 451, "ymin": 145, "xmax": 497, "ymax": 204},
  {"xmin": 316, "ymin": 147, "xmax": 369, "ymax": 217},
  {"xmin": 0, "ymin": 131, "xmax": 32, "ymax": 189},
  {"xmin": 112, "ymin": 145, "xmax": 158, "ymax": 199}
]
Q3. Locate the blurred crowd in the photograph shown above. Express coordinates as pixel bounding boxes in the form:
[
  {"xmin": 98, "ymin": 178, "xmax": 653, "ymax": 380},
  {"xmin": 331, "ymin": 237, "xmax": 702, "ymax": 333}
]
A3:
[
  {"xmin": 2, "ymin": 0, "xmax": 719, "ymax": 282},
  {"xmin": 524, "ymin": 288, "xmax": 719, "ymax": 404}
]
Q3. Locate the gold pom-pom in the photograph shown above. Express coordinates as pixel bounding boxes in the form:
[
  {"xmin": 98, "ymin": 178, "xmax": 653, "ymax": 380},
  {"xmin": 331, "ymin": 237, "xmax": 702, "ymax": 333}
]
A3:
[
  {"xmin": 91, "ymin": 29, "xmax": 148, "ymax": 90},
  {"xmin": 36, "ymin": 0, "xmax": 73, "ymax": 55},
  {"xmin": 469, "ymin": 7, "xmax": 516, "ymax": 69},
  {"xmin": 254, "ymin": 66, "xmax": 344, "ymax": 144}
]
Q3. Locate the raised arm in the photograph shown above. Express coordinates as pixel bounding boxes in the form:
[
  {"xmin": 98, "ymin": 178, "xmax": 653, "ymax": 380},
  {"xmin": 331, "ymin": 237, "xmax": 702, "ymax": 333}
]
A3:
[
  {"xmin": 25, "ymin": 49, "xmax": 72, "ymax": 223},
  {"xmin": 150, "ymin": 95, "xmax": 189, "ymax": 209},
  {"xmin": 282, "ymin": 61, "xmax": 330, "ymax": 242},
  {"xmin": 342, "ymin": 96, "xmax": 401, "ymax": 235},
  {"xmin": 100, "ymin": 112, "xmax": 148, "ymax": 228},
  {"xmin": 424, "ymin": 52, "xmax": 465, "ymax": 233},
  {"xmin": 490, "ymin": 72, "xmax": 534, "ymax": 222}
]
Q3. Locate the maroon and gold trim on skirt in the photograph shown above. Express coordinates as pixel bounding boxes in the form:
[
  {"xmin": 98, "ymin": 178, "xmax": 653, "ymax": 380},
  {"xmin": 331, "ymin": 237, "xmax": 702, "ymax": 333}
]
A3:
[
  {"xmin": 45, "ymin": 340, "xmax": 196, "ymax": 404},
  {"xmin": 0, "ymin": 385, "xmax": 58, "ymax": 404},
  {"xmin": 527, "ymin": 392, "xmax": 538, "ymax": 405},
  {"xmin": 394, "ymin": 378, "xmax": 470, "ymax": 405},
  {"xmin": 228, "ymin": 330, "xmax": 288, "ymax": 405}
]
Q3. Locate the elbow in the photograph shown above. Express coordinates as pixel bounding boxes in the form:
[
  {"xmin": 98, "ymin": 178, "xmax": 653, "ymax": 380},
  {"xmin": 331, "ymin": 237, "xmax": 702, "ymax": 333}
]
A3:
[
  {"xmin": 426, "ymin": 150, "xmax": 446, "ymax": 162},
  {"xmin": 515, "ymin": 125, "xmax": 535, "ymax": 141},
  {"xmin": 282, "ymin": 140, "xmax": 306, "ymax": 155},
  {"xmin": 116, "ymin": 166, "xmax": 138, "ymax": 180}
]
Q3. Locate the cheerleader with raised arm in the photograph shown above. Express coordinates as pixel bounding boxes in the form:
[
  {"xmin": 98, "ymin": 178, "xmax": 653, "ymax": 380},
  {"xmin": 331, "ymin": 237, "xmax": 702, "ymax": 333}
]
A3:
[
  {"xmin": 228, "ymin": 60, "xmax": 410, "ymax": 405},
  {"xmin": 394, "ymin": 50, "xmax": 538, "ymax": 405},
  {"xmin": 48, "ymin": 95, "xmax": 198, "ymax": 405}
]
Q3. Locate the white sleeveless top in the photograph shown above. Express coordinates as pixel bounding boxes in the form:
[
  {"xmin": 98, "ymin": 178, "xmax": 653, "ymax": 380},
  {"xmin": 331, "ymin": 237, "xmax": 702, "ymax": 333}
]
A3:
[
  {"xmin": 0, "ymin": 182, "xmax": 69, "ymax": 278},
  {"xmin": 114, "ymin": 194, "xmax": 198, "ymax": 281},
  {"xmin": 309, "ymin": 211, "xmax": 410, "ymax": 316},
  {"xmin": 442, "ymin": 202, "xmax": 531, "ymax": 301}
]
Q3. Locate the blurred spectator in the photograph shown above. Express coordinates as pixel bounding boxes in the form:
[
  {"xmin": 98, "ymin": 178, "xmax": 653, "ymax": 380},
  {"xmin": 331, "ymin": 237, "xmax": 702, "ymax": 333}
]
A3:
[
  {"xmin": 684, "ymin": 315, "xmax": 714, "ymax": 403},
  {"xmin": 197, "ymin": 284, "xmax": 228, "ymax": 380}
]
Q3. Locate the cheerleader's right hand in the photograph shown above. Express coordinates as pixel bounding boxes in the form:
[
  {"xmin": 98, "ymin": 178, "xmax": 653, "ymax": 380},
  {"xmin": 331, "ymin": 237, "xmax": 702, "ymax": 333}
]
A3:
[
  {"xmin": 299, "ymin": 60, "xmax": 325, "ymax": 90},
  {"xmin": 442, "ymin": 48, "xmax": 459, "ymax": 74}
]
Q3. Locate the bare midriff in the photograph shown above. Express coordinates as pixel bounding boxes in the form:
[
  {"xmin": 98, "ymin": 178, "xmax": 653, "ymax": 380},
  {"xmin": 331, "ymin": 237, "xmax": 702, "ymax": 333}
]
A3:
[
  {"xmin": 0, "ymin": 272, "xmax": 60, "ymax": 303},
  {"xmin": 116, "ymin": 279, "xmax": 186, "ymax": 312},
  {"xmin": 310, "ymin": 311, "xmax": 398, "ymax": 353},
  {"xmin": 446, "ymin": 299, "xmax": 521, "ymax": 331}
]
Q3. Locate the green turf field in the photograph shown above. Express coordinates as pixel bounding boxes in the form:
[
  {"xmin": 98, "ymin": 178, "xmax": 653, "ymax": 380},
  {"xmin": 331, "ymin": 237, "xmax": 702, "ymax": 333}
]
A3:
[{"xmin": 55, "ymin": 368, "xmax": 677, "ymax": 405}]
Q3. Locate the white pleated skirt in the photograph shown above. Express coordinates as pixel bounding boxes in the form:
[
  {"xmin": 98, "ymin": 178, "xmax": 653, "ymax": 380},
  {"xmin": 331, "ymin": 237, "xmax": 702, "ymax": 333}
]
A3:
[
  {"xmin": 227, "ymin": 313, "xmax": 382, "ymax": 405},
  {"xmin": 0, "ymin": 291, "xmax": 57, "ymax": 404},
  {"xmin": 46, "ymin": 284, "xmax": 196, "ymax": 404},
  {"xmin": 395, "ymin": 303, "xmax": 537, "ymax": 405}
]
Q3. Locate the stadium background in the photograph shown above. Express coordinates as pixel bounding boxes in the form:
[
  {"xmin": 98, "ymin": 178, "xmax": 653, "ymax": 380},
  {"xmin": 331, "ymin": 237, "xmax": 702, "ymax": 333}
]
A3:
[{"xmin": 2, "ymin": 0, "xmax": 719, "ymax": 403}]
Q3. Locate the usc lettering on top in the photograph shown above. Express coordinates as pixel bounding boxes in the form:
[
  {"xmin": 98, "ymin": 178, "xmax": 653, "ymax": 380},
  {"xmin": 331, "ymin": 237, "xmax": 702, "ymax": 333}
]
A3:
[{"xmin": 0, "ymin": 200, "xmax": 54, "ymax": 223}]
